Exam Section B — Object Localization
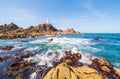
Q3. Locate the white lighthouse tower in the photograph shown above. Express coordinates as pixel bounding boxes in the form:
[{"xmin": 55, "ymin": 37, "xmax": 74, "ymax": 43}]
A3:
[{"xmin": 46, "ymin": 19, "xmax": 50, "ymax": 24}]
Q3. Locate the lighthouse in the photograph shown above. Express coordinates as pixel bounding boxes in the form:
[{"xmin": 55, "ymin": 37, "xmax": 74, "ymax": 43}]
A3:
[{"xmin": 46, "ymin": 19, "xmax": 50, "ymax": 24}]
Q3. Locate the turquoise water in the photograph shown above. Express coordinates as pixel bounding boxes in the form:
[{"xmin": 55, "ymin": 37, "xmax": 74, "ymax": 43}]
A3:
[{"xmin": 0, "ymin": 33, "xmax": 120, "ymax": 68}]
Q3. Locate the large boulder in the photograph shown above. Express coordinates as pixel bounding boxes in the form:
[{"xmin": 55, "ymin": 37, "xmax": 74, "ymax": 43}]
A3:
[
  {"xmin": 63, "ymin": 28, "xmax": 80, "ymax": 34},
  {"xmin": 92, "ymin": 58, "xmax": 120, "ymax": 79},
  {"xmin": 60, "ymin": 50, "xmax": 82, "ymax": 66},
  {"xmin": 44, "ymin": 52, "xmax": 120, "ymax": 79},
  {"xmin": 44, "ymin": 62, "xmax": 108, "ymax": 79},
  {"xmin": 116, "ymin": 69, "xmax": 120, "ymax": 76}
]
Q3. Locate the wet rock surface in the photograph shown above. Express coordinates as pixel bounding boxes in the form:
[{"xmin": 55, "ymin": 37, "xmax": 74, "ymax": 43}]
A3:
[
  {"xmin": 60, "ymin": 50, "xmax": 82, "ymax": 66},
  {"xmin": 44, "ymin": 51, "xmax": 120, "ymax": 79},
  {"xmin": 44, "ymin": 63, "xmax": 108, "ymax": 79},
  {"xmin": 15, "ymin": 52, "xmax": 32, "ymax": 59},
  {"xmin": 0, "ymin": 52, "xmax": 34, "ymax": 79},
  {"xmin": 0, "ymin": 51, "xmax": 50, "ymax": 79},
  {"xmin": 0, "ymin": 50, "xmax": 120, "ymax": 79},
  {"xmin": 91, "ymin": 58, "xmax": 120, "ymax": 79},
  {"xmin": 0, "ymin": 55, "xmax": 11, "ymax": 62},
  {"xmin": 8, "ymin": 61, "xmax": 36, "ymax": 77},
  {"xmin": 94, "ymin": 38, "xmax": 100, "ymax": 40},
  {"xmin": 0, "ymin": 46, "xmax": 14, "ymax": 50},
  {"xmin": 21, "ymin": 40, "xmax": 29, "ymax": 42}
]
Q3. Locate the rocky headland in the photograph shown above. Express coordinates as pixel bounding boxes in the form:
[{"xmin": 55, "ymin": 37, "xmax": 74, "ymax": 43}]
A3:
[{"xmin": 0, "ymin": 23, "xmax": 80, "ymax": 39}]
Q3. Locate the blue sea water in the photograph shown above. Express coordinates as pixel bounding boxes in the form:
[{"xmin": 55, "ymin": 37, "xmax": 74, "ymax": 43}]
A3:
[{"xmin": 0, "ymin": 33, "xmax": 120, "ymax": 68}]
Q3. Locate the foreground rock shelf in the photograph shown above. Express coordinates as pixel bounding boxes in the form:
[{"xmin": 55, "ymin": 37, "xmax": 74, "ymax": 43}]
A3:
[
  {"xmin": 0, "ymin": 48, "xmax": 120, "ymax": 79},
  {"xmin": 44, "ymin": 51, "xmax": 120, "ymax": 79},
  {"xmin": 44, "ymin": 63, "xmax": 107, "ymax": 79}
]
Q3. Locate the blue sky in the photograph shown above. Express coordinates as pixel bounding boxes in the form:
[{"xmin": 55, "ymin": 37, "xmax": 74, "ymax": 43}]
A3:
[{"xmin": 0, "ymin": 0, "xmax": 120, "ymax": 33}]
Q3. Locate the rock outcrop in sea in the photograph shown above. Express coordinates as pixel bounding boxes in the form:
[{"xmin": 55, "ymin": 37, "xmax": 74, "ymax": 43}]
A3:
[{"xmin": 0, "ymin": 23, "xmax": 80, "ymax": 39}]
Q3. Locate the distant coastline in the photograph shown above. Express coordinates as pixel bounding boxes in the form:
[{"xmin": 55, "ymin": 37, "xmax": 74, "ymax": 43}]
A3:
[{"xmin": 0, "ymin": 23, "xmax": 80, "ymax": 39}]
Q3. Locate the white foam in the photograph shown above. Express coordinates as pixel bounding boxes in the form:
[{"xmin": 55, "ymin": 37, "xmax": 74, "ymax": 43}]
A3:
[
  {"xmin": 12, "ymin": 46, "xmax": 25, "ymax": 51},
  {"xmin": 0, "ymin": 46, "xmax": 25, "ymax": 53},
  {"xmin": 0, "ymin": 50, "xmax": 4, "ymax": 52},
  {"xmin": 25, "ymin": 37, "xmax": 100, "ymax": 67},
  {"xmin": 26, "ymin": 47, "xmax": 94, "ymax": 67},
  {"xmin": 114, "ymin": 62, "xmax": 120, "ymax": 68},
  {"xmin": 71, "ymin": 48, "xmax": 92, "ymax": 64},
  {"xmin": 49, "ymin": 37, "xmax": 93, "ymax": 45},
  {"xmin": 71, "ymin": 47, "xmax": 79, "ymax": 53},
  {"xmin": 29, "ymin": 37, "xmax": 101, "ymax": 53},
  {"xmin": 45, "ymin": 35, "xmax": 53, "ymax": 36},
  {"xmin": 29, "ymin": 37, "xmax": 93, "ymax": 45},
  {"xmin": 79, "ymin": 52, "xmax": 92, "ymax": 64},
  {"xmin": 29, "ymin": 38, "xmax": 50, "ymax": 44},
  {"xmin": 26, "ymin": 49, "xmax": 64, "ymax": 67},
  {"xmin": 24, "ymin": 46, "xmax": 39, "ymax": 51},
  {"xmin": 81, "ymin": 46, "xmax": 101, "ymax": 52},
  {"xmin": 30, "ymin": 72, "xmax": 37, "ymax": 79}
]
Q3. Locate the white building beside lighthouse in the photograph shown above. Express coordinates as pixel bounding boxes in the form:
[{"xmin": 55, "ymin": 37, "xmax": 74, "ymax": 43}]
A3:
[{"xmin": 46, "ymin": 19, "xmax": 50, "ymax": 24}]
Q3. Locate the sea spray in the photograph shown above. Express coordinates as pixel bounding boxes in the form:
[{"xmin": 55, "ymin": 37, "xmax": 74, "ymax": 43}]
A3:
[
  {"xmin": 0, "ymin": 34, "xmax": 120, "ymax": 69},
  {"xmin": 30, "ymin": 72, "xmax": 37, "ymax": 79}
]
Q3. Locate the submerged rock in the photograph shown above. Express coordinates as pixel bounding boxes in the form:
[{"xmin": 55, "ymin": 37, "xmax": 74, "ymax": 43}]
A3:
[
  {"xmin": 0, "ymin": 46, "xmax": 14, "ymax": 50},
  {"xmin": 21, "ymin": 40, "xmax": 29, "ymax": 42},
  {"xmin": 7, "ymin": 60, "xmax": 36, "ymax": 78},
  {"xmin": 48, "ymin": 38, "xmax": 53, "ymax": 42},
  {"xmin": 60, "ymin": 51, "xmax": 82, "ymax": 66},
  {"xmin": 8, "ymin": 61, "xmax": 35, "ymax": 70},
  {"xmin": 0, "ymin": 55, "xmax": 11, "ymax": 62},
  {"xmin": 94, "ymin": 38, "xmax": 100, "ymax": 40},
  {"xmin": 15, "ymin": 52, "xmax": 32, "ymax": 59}
]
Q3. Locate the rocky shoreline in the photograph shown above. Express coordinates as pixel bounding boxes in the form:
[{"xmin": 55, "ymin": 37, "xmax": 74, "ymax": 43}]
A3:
[
  {"xmin": 0, "ymin": 24, "xmax": 120, "ymax": 79},
  {"xmin": 0, "ymin": 23, "xmax": 80, "ymax": 39},
  {"xmin": 0, "ymin": 46, "xmax": 120, "ymax": 79}
]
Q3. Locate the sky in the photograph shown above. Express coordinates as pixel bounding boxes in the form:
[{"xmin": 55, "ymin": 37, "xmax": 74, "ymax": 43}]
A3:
[{"xmin": 0, "ymin": 0, "xmax": 120, "ymax": 33}]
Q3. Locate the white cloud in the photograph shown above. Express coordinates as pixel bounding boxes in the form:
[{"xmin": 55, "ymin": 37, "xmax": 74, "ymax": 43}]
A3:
[{"xmin": 83, "ymin": 0, "xmax": 105, "ymax": 20}]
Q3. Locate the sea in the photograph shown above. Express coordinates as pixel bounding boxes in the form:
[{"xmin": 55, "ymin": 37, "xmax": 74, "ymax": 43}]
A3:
[{"xmin": 0, "ymin": 33, "xmax": 120, "ymax": 78}]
